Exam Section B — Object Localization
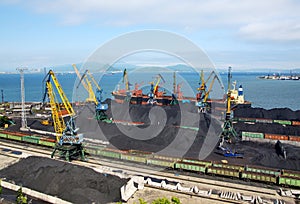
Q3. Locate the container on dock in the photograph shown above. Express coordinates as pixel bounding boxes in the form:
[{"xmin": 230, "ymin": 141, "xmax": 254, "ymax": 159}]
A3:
[
  {"xmin": 242, "ymin": 132, "xmax": 264, "ymax": 139},
  {"xmin": 264, "ymin": 133, "xmax": 289, "ymax": 141}
]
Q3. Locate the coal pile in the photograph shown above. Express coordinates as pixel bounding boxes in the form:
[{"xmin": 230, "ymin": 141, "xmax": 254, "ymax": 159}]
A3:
[
  {"xmin": 234, "ymin": 122, "xmax": 300, "ymax": 136},
  {"xmin": 207, "ymin": 141, "xmax": 300, "ymax": 171},
  {"xmin": 95, "ymin": 101, "xmax": 223, "ymax": 159},
  {"xmin": 0, "ymin": 156, "xmax": 128, "ymax": 204},
  {"xmin": 234, "ymin": 107, "xmax": 300, "ymax": 120}
]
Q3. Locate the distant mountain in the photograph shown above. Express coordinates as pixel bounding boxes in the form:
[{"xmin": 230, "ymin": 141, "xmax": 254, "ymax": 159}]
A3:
[{"xmin": 39, "ymin": 62, "xmax": 300, "ymax": 74}]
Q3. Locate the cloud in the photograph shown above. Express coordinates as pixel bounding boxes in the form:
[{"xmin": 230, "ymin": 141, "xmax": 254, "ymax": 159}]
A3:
[
  {"xmin": 239, "ymin": 20, "xmax": 300, "ymax": 41},
  {"xmin": 4, "ymin": 0, "xmax": 300, "ymax": 41}
]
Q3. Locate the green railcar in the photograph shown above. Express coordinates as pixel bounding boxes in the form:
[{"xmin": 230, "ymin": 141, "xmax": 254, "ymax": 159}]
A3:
[
  {"xmin": 182, "ymin": 158, "xmax": 212, "ymax": 167},
  {"xmin": 22, "ymin": 136, "xmax": 40, "ymax": 144},
  {"xmin": 241, "ymin": 171, "xmax": 277, "ymax": 184},
  {"xmin": 7, "ymin": 134, "xmax": 23, "ymax": 141},
  {"xmin": 179, "ymin": 126, "xmax": 199, "ymax": 131},
  {"xmin": 175, "ymin": 162, "xmax": 206, "ymax": 174},
  {"xmin": 146, "ymin": 158, "xmax": 175, "ymax": 168},
  {"xmin": 255, "ymin": 118, "xmax": 273, "ymax": 123},
  {"xmin": 245, "ymin": 166, "xmax": 281, "ymax": 176},
  {"xmin": 85, "ymin": 147, "xmax": 99, "ymax": 155},
  {"xmin": 238, "ymin": 118, "xmax": 256, "ymax": 122},
  {"xmin": 121, "ymin": 154, "xmax": 147, "ymax": 164},
  {"xmin": 0, "ymin": 132, "xmax": 7, "ymax": 138},
  {"xmin": 273, "ymin": 120, "xmax": 292, "ymax": 125},
  {"xmin": 152, "ymin": 154, "xmax": 181, "ymax": 162},
  {"xmin": 281, "ymin": 169, "xmax": 300, "ymax": 178},
  {"xmin": 38, "ymin": 139, "xmax": 56, "ymax": 147},
  {"xmin": 278, "ymin": 176, "xmax": 300, "ymax": 187},
  {"xmin": 242, "ymin": 131, "xmax": 264, "ymax": 139},
  {"xmin": 212, "ymin": 163, "xmax": 244, "ymax": 171},
  {"xmin": 98, "ymin": 149, "xmax": 121, "ymax": 159},
  {"xmin": 206, "ymin": 166, "xmax": 240, "ymax": 178}
]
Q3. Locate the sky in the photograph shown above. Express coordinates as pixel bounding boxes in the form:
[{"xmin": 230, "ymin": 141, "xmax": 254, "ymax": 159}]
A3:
[{"xmin": 0, "ymin": 0, "xmax": 300, "ymax": 71}]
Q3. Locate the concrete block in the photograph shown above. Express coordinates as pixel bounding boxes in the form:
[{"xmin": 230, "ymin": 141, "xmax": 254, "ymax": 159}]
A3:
[{"xmin": 121, "ymin": 178, "xmax": 138, "ymax": 202}]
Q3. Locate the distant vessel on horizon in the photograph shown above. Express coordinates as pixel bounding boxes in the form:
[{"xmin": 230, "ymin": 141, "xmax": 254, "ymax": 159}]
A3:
[{"xmin": 258, "ymin": 73, "xmax": 299, "ymax": 80}]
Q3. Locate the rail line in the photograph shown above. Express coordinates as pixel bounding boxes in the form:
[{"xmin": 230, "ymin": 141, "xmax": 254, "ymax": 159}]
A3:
[{"xmin": 0, "ymin": 140, "xmax": 295, "ymax": 204}]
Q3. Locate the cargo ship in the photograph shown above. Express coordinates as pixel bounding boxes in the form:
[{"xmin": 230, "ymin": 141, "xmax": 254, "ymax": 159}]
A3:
[{"xmin": 111, "ymin": 69, "xmax": 251, "ymax": 109}]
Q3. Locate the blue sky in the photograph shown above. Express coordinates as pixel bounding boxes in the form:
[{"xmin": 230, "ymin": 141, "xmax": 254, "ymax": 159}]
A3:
[{"xmin": 0, "ymin": 0, "xmax": 300, "ymax": 71}]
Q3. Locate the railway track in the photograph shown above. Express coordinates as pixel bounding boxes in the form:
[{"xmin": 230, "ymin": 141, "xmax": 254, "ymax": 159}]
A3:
[{"xmin": 0, "ymin": 140, "xmax": 295, "ymax": 204}]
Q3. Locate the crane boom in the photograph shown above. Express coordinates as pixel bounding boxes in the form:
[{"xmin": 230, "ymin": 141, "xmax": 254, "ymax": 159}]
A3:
[
  {"xmin": 87, "ymin": 70, "xmax": 101, "ymax": 91},
  {"xmin": 46, "ymin": 80, "xmax": 65, "ymax": 141},
  {"xmin": 73, "ymin": 64, "xmax": 96, "ymax": 103},
  {"xmin": 196, "ymin": 70, "xmax": 223, "ymax": 112},
  {"xmin": 48, "ymin": 70, "xmax": 74, "ymax": 116},
  {"xmin": 44, "ymin": 69, "xmax": 84, "ymax": 161}
]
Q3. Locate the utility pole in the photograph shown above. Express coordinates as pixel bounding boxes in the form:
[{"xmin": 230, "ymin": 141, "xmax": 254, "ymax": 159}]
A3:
[{"xmin": 17, "ymin": 67, "xmax": 28, "ymax": 130}]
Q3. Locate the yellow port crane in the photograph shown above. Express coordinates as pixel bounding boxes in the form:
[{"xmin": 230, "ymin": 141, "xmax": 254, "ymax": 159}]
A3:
[
  {"xmin": 196, "ymin": 70, "xmax": 223, "ymax": 113},
  {"xmin": 73, "ymin": 64, "xmax": 96, "ymax": 103},
  {"xmin": 220, "ymin": 66, "xmax": 237, "ymax": 144},
  {"xmin": 147, "ymin": 74, "xmax": 165, "ymax": 104},
  {"xmin": 73, "ymin": 64, "xmax": 109, "ymax": 122},
  {"xmin": 43, "ymin": 69, "xmax": 84, "ymax": 161}
]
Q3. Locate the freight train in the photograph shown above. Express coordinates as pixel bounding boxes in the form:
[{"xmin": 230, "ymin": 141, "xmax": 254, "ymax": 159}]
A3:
[
  {"xmin": 234, "ymin": 117, "xmax": 300, "ymax": 126},
  {"xmin": 0, "ymin": 129, "xmax": 300, "ymax": 188}
]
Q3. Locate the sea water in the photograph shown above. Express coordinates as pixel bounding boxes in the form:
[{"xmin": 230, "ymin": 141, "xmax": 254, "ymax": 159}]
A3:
[{"xmin": 0, "ymin": 72, "xmax": 299, "ymax": 111}]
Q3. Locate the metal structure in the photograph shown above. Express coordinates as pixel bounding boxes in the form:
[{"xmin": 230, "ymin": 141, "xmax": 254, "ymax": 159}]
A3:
[
  {"xmin": 73, "ymin": 64, "xmax": 109, "ymax": 122},
  {"xmin": 17, "ymin": 68, "xmax": 28, "ymax": 130},
  {"xmin": 73, "ymin": 64, "xmax": 96, "ymax": 103},
  {"xmin": 221, "ymin": 66, "xmax": 237, "ymax": 143},
  {"xmin": 147, "ymin": 74, "xmax": 165, "ymax": 104},
  {"xmin": 170, "ymin": 72, "xmax": 179, "ymax": 105},
  {"xmin": 196, "ymin": 70, "xmax": 223, "ymax": 113},
  {"xmin": 43, "ymin": 70, "xmax": 84, "ymax": 161},
  {"xmin": 122, "ymin": 68, "xmax": 132, "ymax": 102}
]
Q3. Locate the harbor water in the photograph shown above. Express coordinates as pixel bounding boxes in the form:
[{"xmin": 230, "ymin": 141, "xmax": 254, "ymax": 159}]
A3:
[{"xmin": 0, "ymin": 71, "xmax": 299, "ymax": 110}]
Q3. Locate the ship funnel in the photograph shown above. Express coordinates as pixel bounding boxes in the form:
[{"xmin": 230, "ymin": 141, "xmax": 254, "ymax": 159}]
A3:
[{"xmin": 238, "ymin": 85, "xmax": 243, "ymax": 96}]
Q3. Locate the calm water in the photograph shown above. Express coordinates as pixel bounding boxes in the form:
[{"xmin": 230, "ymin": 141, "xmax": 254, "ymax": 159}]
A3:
[{"xmin": 0, "ymin": 72, "xmax": 299, "ymax": 110}]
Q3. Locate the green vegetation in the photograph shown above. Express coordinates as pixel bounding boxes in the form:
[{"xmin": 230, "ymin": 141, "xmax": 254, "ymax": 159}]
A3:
[
  {"xmin": 171, "ymin": 197, "xmax": 181, "ymax": 204},
  {"xmin": 133, "ymin": 197, "xmax": 181, "ymax": 204},
  {"xmin": 16, "ymin": 187, "xmax": 27, "ymax": 204}
]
